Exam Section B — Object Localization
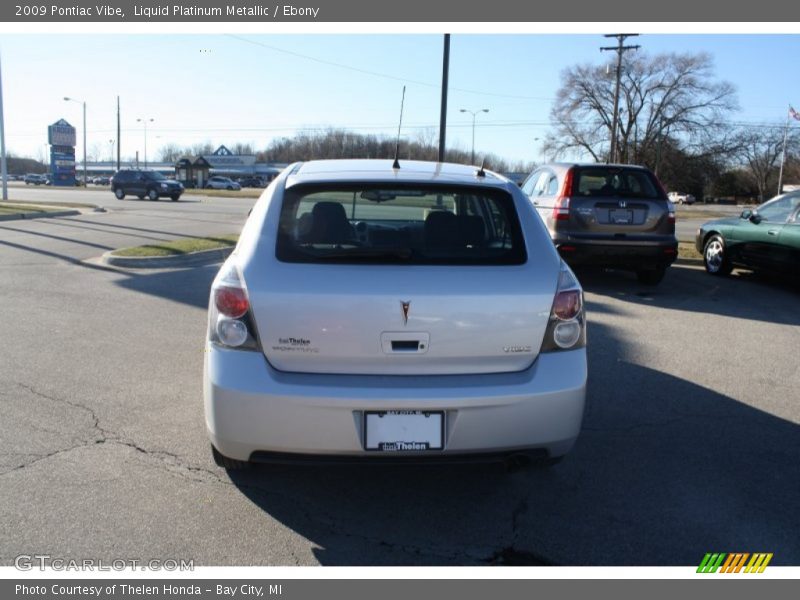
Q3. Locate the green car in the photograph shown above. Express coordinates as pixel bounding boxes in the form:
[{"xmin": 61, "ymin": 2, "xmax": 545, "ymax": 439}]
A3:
[{"xmin": 696, "ymin": 191, "xmax": 800, "ymax": 277}]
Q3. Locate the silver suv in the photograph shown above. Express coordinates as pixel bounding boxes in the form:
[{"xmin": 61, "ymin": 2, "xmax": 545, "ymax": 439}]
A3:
[
  {"xmin": 522, "ymin": 163, "xmax": 678, "ymax": 284},
  {"xmin": 204, "ymin": 160, "xmax": 587, "ymax": 470}
]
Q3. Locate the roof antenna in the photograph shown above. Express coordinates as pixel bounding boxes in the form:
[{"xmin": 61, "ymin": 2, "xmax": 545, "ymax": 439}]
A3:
[
  {"xmin": 476, "ymin": 157, "xmax": 487, "ymax": 178},
  {"xmin": 393, "ymin": 85, "xmax": 406, "ymax": 169}
]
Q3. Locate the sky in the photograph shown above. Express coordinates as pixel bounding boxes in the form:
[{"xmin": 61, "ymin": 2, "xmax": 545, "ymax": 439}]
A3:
[{"xmin": 2, "ymin": 33, "xmax": 800, "ymax": 166}]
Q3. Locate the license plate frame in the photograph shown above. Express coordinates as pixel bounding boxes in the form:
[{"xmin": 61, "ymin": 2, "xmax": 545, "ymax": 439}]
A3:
[
  {"xmin": 609, "ymin": 208, "xmax": 633, "ymax": 224},
  {"xmin": 363, "ymin": 410, "xmax": 445, "ymax": 452}
]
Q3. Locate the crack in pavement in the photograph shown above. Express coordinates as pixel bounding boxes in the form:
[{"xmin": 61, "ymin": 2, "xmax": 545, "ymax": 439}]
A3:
[{"xmin": 4, "ymin": 382, "xmax": 555, "ymax": 566}]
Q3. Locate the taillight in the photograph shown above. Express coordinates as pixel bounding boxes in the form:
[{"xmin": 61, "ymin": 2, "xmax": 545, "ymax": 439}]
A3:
[
  {"xmin": 208, "ymin": 262, "xmax": 259, "ymax": 351},
  {"xmin": 553, "ymin": 289, "xmax": 581, "ymax": 320},
  {"xmin": 552, "ymin": 168, "xmax": 574, "ymax": 222},
  {"xmin": 540, "ymin": 262, "xmax": 586, "ymax": 353},
  {"xmin": 553, "ymin": 196, "xmax": 570, "ymax": 221},
  {"xmin": 215, "ymin": 286, "xmax": 249, "ymax": 319}
]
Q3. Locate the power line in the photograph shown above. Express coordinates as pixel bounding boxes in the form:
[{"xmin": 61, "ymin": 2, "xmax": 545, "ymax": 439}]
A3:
[{"xmin": 225, "ymin": 34, "xmax": 554, "ymax": 102}]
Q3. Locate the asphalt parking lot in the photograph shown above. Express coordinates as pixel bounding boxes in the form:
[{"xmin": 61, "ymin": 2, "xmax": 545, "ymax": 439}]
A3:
[{"xmin": 0, "ymin": 192, "xmax": 797, "ymax": 566}]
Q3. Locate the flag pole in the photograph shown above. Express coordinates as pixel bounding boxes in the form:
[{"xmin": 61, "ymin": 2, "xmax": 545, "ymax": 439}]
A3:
[{"xmin": 777, "ymin": 105, "xmax": 791, "ymax": 196}]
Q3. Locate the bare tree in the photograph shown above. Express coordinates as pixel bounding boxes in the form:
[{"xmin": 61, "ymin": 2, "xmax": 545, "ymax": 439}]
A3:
[
  {"xmin": 545, "ymin": 52, "xmax": 738, "ymax": 166},
  {"xmin": 732, "ymin": 125, "xmax": 800, "ymax": 202},
  {"xmin": 158, "ymin": 143, "xmax": 190, "ymax": 162}
]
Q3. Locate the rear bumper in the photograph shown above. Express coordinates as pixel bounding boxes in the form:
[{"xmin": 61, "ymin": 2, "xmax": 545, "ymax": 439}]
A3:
[
  {"xmin": 204, "ymin": 345, "xmax": 587, "ymax": 462},
  {"xmin": 555, "ymin": 238, "xmax": 678, "ymax": 269}
]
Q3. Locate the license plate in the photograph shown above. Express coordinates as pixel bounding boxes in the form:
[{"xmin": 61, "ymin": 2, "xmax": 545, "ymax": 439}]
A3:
[
  {"xmin": 364, "ymin": 410, "xmax": 444, "ymax": 451},
  {"xmin": 609, "ymin": 209, "xmax": 633, "ymax": 224}
]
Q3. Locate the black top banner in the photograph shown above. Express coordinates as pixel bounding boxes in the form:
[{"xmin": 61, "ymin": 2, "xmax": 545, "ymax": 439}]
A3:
[{"xmin": 3, "ymin": 0, "xmax": 800, "ymax": 22}]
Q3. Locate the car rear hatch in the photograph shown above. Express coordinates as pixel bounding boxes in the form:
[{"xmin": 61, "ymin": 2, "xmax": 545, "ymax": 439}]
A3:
[
  {"xmin": 244, "ymin": 182, "xmax": 560, "ymax": 376},
  {"xmin": 564, "ymin": 166, "xmax": 673, "ymax": 238}
]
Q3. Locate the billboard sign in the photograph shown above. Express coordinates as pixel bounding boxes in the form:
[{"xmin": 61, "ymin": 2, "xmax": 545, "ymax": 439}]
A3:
[
  {"xmin": 50, "ymin": 145, "xmax": 76, "ymax": 186},
  {"xmin": 48, "ymin": 118, "xmax": 77, "ymax": 147}
]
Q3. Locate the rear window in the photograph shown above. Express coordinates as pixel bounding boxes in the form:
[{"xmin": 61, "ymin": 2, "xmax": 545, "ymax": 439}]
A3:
[
  {"xmin": 276, "ymin": 184, "xmax": 527, "ymax": 265},
  {"xmin": 572, "ymin": 167, "xmax": 663, "ymax": 200}
]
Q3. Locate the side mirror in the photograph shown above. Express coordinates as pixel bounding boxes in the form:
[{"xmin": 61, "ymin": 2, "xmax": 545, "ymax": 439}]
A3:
[{"xmin": 748, "ymin": 210, "xmax": 762, "ymax": 224}]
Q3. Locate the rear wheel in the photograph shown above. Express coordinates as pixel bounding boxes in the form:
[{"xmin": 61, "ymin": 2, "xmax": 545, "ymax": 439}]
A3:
[
  {"xmin": 114, "ymin": 188, "xmax": 125, "ymax": 199},
  {"xmin": 211, "ymin": 445, "xmax": 249, "ymax": 471},
  {"xmin": 636, "ymin": 266, "xmax": 667, "ymax": 285},
  {"xmin": 703, "ymin": 234, "xmax": 733, "ymax": 276},
  {"xmin": 147, "ymin": 189, "xmax": 159, "ymax": 201}
]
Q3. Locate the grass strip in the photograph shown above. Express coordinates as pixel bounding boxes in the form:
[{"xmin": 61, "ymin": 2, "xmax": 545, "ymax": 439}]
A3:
[
  {"xmin": 0, "ymin": 203, "xmax": 52, "ymax": 216},
  {"xmin": 678, "ymin": 241, "xmax": 703, "ymax": 261},
  {"xmin": 111, "ymin": 234, "xmax": 240, "ymax": 257}
]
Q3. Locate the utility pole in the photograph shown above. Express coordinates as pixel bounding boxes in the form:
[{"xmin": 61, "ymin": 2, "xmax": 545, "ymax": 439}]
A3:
[
  {"xmin": 601, "ymin": 34, "xmax": 640, "ymax": 164},
  {"xmin": 438, "ymin": 34, "xmax": 450, "ymax": 163},
  {"xmin": 0, "ymin": 52, "xmax": 8, "ymax": 201},
  {"xmin": 116, "ymin": 96, "xmax": 121, "ymax": 171}
]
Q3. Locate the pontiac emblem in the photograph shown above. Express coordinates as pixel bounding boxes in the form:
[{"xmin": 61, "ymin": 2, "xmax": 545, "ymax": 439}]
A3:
[
  {"xmin": 618, "ymin": 200, "xmax": 627, "ymax": 208},
  {"xmin": 400, "ymin": 301, "xmax": 411, "ymax": 325}
]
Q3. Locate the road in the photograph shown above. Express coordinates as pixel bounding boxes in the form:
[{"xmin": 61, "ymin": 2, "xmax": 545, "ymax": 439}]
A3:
[{"xmin": 0, "ymin": 191, "xmax": 797, "ymax": 566}]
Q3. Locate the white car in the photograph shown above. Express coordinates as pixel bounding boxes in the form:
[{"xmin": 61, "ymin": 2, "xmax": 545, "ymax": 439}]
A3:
[
  {"xmin": 205, "ymin": 176, "xmax": 241, "ymax": 190},
  {"xmin": 204, "ymin": 160, "xmax": 587, "ymax": 469},
  {"xmin": 668, "ymin": 191, "xmax": 695, "ymax": 205}
]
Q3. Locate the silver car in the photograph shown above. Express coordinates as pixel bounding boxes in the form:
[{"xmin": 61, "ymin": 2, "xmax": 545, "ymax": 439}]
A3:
[
  {"xmin": 205, "ymin": 176, "xmax": 241, "ymax": 190},
  {"xmin": 204, "ymin": 160, "xmax": 587, "ymax": 469}
]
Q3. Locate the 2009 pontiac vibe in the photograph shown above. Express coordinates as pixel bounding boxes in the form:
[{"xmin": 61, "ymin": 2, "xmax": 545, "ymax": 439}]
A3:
[{"xmin": 204, "ymin": 159, "xmax": 587, "ymax": 469}]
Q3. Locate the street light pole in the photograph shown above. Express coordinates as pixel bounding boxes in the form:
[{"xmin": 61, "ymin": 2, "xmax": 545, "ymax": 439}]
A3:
[
  {"xmin": 137, "ymin": 118, "xmax": 154, "ymax": 169},
  {"xmin": 459, "ymin": 108, "xmax": 489, "ymax": 165},
  {"xmin": 63, "ymin": 96, "xmax": 87, "ymax": 186}
]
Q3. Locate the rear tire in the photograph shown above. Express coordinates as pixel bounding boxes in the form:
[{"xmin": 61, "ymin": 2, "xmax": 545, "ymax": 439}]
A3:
[
  {"xmin": 703, "ymin": 234, "xmax": 733, "ymax": 276},
  {"xmin": 211, "ymin": 445, "xmax": 250, "ymax": 471},
  {"xmin": 636, "ymin": 267, "xmax": 667, "ymax": 285},
  {"xmin": 114, "ymin": 188, "xmax": 125, "ymax": 199}
]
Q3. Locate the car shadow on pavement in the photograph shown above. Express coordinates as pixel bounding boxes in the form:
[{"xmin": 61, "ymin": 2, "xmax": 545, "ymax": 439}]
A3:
[
  {"xmin": 220, "ymin": 319, "xmax": 800, "ymax": 566},
  {"xmin": 114, "ymin": 264, "xmax": 219, "ymax": 310},
  {"xmin": 576, "ymin": 264, "xmax": 800, "ymax": 327}
]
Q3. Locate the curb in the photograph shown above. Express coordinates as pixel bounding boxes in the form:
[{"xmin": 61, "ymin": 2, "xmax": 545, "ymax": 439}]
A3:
[
  {"xmin": 675, "ymin": 257, "xmax": 704, "ymax": 267},
  {"xmin": 101, "ymin": 246, "xmax": 234, "ymax": 269},
  {"xmin": 0, "ymin": 209, "xmax": 81, "ymax": 222}
]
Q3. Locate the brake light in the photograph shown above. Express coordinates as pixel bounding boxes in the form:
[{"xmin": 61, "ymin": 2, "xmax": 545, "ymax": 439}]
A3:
[
  {"xmin": 209, "ymin": 262, "xmax": 259, "ymax": 351},
  {"xmin": 553, "ymin": 196, "xmax": 570, "ymax": 221},
  {"xmin": 540, "ymin": 262, "xmax": 586, "ymax": 353},
  {"xmin": 215, "ymin": 286, "xmax": 249, "ymax": 319},
  {"xmin": 552, "ymin": 168, "xmax": 574, "ymax": 221},
  {"xmin": 553, "ymin": 289, "xmax": 582, "ymax": 320}
]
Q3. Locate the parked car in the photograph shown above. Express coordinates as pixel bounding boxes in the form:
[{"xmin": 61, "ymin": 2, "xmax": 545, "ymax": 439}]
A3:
[
  {"xmin": 668, "ymin": 191, "xmax": 696, "ymax": 205},
  {"xmin": 205, "ymin": 176, "xmax": 241, "ymax": 191},
  {"xmin": 520, "ymin": 163, "xmax": 678, "ymax": 285},
  {"xmin": 24, "ymin": 173, "xmax": 47, "ymax": 185},
  {"xmin": 238, "ymin": 176, "xmax": 266, "ymax": 188},
  {"xmin": 111, "ymin": 169, "xmax": 184, "ymax": 201},
  {"xmin": 696, "ymin": 191, "xmax": 800, "ymax": 278},
  {"xmin": 205, "ymin": 159, "xmax": 587, "ymax": 470},
  {"xmin": 92, "ymin": 176, "xmax": 110, "ymax": 185}
]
